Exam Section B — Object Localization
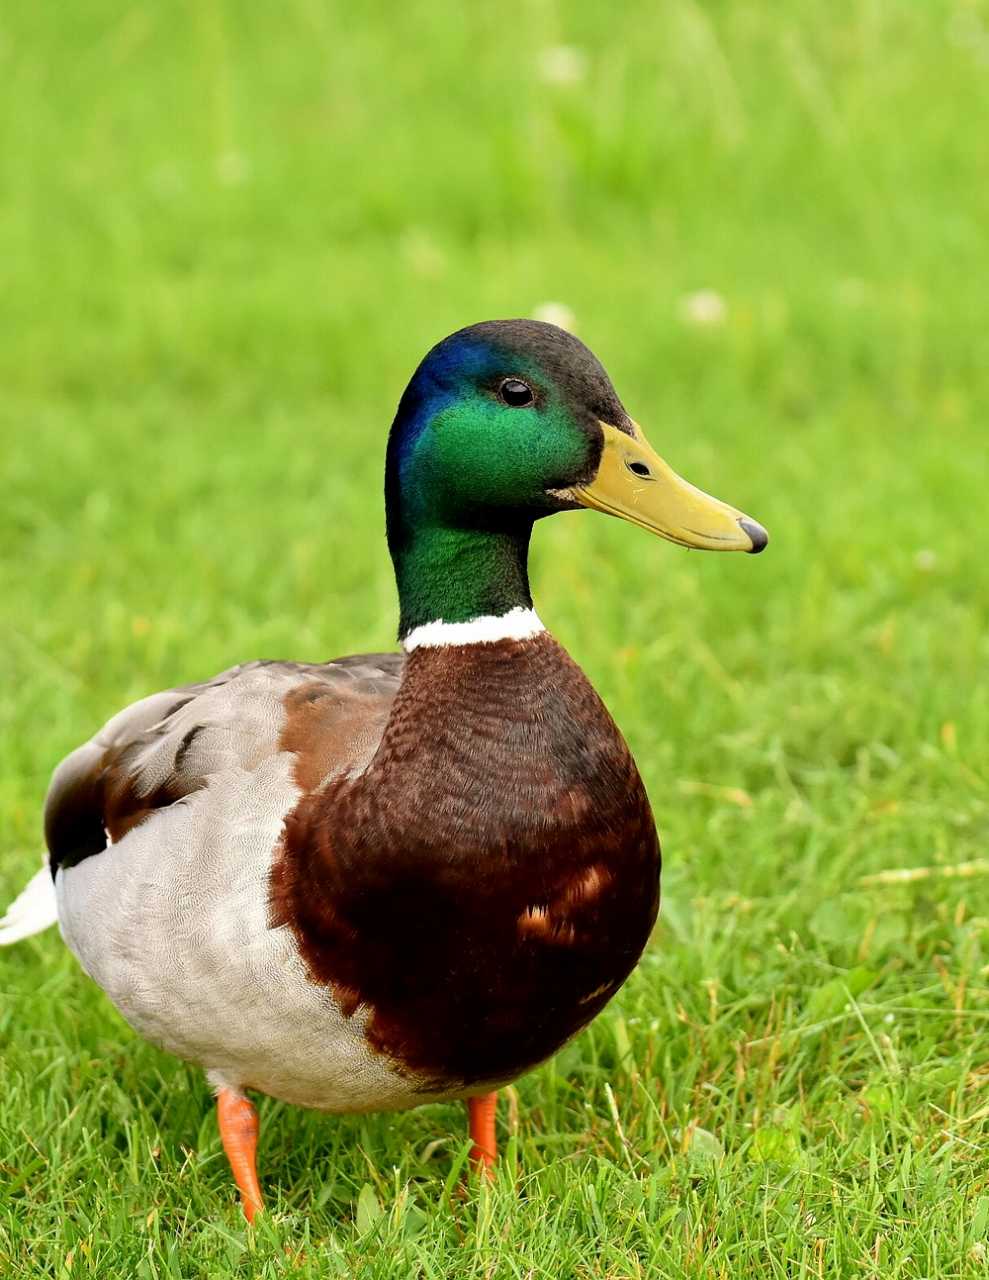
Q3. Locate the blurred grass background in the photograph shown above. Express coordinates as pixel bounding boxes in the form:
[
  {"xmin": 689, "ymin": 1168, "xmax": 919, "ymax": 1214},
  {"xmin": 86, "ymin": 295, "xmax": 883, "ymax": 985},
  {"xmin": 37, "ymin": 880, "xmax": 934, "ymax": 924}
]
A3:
[{"xmin": 2, "ymin": 1, "xmax": 988, "ymax": 1276}]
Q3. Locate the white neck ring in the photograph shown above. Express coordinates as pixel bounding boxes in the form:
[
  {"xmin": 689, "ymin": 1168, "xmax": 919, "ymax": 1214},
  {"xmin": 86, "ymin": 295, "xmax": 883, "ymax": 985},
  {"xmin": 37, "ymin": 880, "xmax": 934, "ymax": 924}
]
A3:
[{"xmin": 402, "ymin": 606, "xmax": 545, "ymax": 652}]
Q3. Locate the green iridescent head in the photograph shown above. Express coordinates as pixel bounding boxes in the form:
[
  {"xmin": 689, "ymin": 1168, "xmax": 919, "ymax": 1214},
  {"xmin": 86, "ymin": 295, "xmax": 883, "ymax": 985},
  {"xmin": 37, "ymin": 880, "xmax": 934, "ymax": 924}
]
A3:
[{"xmin": 386, "ymin": 319, "xmax": 767, "ymax": 638}]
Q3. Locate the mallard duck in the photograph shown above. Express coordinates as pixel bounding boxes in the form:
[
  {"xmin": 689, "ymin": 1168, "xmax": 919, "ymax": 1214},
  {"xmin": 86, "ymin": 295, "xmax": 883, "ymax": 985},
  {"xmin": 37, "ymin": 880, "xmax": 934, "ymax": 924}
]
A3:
[{"xmin": 1, "ymin": 320, "xmax": 766, "ymax": 1221}]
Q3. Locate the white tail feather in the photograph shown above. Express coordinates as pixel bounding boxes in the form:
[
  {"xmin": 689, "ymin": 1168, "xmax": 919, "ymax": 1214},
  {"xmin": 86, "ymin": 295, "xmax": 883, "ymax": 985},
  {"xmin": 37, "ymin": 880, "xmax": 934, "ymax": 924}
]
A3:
[{"xmin": 0, "ymin": 866, "xmax": 58, "ymax": 945}]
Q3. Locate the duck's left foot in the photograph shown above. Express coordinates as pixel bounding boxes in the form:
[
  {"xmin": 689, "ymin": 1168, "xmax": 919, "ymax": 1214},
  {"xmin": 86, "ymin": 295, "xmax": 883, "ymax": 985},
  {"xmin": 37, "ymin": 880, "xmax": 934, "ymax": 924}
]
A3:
[
  {"xmin": 467, "ymin": 1091, "xmax": 498, "ymax": 1177},
  {"xmin": 217, "ymin": 1088, "xmax": 264, "ymax": 1223}
]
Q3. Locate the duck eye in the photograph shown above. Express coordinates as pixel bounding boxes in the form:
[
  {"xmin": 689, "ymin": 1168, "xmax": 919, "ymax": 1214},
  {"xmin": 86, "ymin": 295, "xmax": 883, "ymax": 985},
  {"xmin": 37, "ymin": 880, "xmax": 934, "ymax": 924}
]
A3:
[{"xmin": 499, "ymin": 378, "xmax": 534, "ymax": 408}]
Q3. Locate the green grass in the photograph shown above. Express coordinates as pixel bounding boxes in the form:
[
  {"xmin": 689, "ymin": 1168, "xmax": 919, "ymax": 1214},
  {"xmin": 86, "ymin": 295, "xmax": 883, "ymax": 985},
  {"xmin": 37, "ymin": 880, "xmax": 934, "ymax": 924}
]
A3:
[{"xmin": 2, "ymin": 0, "xmax": 988, "ymax": 1275}]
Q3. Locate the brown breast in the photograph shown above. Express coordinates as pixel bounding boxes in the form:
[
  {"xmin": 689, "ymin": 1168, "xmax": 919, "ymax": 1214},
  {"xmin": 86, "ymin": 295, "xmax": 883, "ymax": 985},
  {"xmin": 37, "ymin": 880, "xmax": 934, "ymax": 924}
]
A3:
[{"xmin": 270, "ymin": 632, "xmax": 660, "ymax": 1091}]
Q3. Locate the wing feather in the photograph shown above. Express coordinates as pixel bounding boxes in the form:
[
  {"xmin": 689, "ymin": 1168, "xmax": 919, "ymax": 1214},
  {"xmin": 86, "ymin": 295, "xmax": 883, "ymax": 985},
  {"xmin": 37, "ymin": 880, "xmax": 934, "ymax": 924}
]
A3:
[{"xmin": 43, "ymin": 654, "xmax": 403, "ymax": 876}]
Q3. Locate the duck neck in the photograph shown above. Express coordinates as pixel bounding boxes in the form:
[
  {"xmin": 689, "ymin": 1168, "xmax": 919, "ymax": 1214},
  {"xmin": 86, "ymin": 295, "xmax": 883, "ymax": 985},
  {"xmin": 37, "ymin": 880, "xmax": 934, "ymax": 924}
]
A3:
[{"xmin": 391, "ymin": 522, "xmax": 538, "ymax": 643}]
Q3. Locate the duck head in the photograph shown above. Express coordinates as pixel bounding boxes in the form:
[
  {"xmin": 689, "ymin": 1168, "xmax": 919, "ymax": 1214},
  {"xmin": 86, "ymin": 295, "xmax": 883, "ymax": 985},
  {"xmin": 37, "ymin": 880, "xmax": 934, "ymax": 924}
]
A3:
[{"xmin": 386, "ymin": 319, "xmax": 767, "ymax": 640}]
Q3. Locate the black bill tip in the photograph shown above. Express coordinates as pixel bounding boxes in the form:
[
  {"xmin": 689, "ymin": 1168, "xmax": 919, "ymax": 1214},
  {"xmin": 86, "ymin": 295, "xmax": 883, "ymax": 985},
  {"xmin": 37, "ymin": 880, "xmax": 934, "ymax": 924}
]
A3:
[{"xmin": 738, "ymin": 518, "xmax": 769, "ymax": 554}]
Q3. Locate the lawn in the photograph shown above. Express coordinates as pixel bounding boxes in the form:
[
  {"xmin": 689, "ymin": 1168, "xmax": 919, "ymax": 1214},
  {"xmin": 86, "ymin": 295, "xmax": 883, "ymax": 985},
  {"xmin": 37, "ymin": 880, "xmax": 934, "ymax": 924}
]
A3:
[{"xmin": 2, "ymin": 1, "xmax": 988, "ymax": 1275}]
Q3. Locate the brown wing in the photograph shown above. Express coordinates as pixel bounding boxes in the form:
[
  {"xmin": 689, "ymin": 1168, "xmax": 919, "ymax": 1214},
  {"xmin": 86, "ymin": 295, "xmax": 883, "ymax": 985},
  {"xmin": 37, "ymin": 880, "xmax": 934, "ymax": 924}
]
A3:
[{"xmin": 44, "ymin": 654, "xmax": 404, "ymax": 877}]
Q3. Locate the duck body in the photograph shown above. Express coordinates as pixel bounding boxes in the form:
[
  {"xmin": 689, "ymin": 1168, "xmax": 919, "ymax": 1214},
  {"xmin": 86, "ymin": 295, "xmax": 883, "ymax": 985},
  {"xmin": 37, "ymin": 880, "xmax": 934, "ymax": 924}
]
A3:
[
  {"xmin": 51, "ymin": 632, "xmax": 658, "ymax": 1112},
  {"xmin": 4, "ymin": 319, "xmax": 766, "ymax": 1217}
]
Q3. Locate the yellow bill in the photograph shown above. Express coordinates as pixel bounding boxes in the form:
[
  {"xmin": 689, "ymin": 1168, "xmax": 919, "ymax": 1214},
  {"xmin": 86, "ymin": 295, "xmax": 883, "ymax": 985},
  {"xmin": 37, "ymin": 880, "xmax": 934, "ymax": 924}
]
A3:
[{"xmin": 564, "ymin": 421, "xmax": 767, "ymax": 553}]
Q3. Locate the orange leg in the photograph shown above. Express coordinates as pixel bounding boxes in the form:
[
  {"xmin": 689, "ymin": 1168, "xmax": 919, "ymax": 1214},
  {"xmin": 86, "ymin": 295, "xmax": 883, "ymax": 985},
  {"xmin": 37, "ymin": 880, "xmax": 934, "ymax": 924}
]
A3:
[
  {"xmin": 467, "ymin": 1091, "xmax": 498, "ymax": 1176},
  {"xmin": 217, "ymin": 1089, "xmax": 264, "ymax": 1223}
]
